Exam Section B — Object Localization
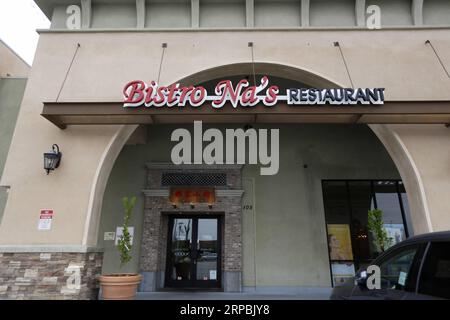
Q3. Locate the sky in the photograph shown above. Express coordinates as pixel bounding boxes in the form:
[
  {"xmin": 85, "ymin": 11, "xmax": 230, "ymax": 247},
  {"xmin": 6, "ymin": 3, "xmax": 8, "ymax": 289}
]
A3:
[{"xmin": 0, "ymin": 0, "xmax": 50, "ymax": 65}]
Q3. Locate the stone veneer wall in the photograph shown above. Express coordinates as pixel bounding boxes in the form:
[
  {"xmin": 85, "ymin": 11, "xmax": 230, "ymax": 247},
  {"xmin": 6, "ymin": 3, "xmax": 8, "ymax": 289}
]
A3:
[
  {"xmin": 139, "ymin": 163, "xmax": 244, "ymax": 292},
  {"xmin": 0, "ymin": 251, "xmax": 103, "ymax": 300}
]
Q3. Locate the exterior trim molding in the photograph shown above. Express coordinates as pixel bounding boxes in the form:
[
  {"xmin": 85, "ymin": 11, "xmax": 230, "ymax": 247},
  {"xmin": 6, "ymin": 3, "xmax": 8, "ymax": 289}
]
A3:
[
  {"xmin": 355, "ymin": 0, "xmax": 366, "ymax": 27},
  {"xmin": 246, "ymin": 0, "xmax": 254, "ymax": 28},
  {"xmin": 142, "ymin": 189, "xmax": 169, "ymax": 197},
  {"xmin": 191, "ymin": 0, "xmax": 199, "ymax": 28},
  {"xmin": 216, "ymin": 189, "xmax": 245, "ymax": 197},
  {"xmin": 42, "ymin": 100, "xmax": 450, "ymax": 129},
  {"xmin": 143, "ymin": 189, "xmax": 245, "ymax": 197},
  {"xmin": 146, "ymin": 162, "xmax": 244, "ymax": 171},
  {"xmin": 136, "ymin": 0, "xmax": 145, "ymax": 28},
  {"xmin": 412, "ymin": 0, "xmax": 424, "ymax": 26},
  {"xmin": 38, "ymin": 26, "xmax": 450, "ymax": 34},
  {"xmin": 81, "ymin": 0, "xmax": 91, "ymax": 29},
  {"xmin": 301, "ymin": 0, "xmax": 310, "ymax": 27}
]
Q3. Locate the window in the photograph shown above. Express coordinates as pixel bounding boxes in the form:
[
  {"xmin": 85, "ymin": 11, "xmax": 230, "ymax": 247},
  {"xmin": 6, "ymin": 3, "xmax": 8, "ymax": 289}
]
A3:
[
  {"xmin": 418, "ymin": 242, "xmax": 450, "ymax": 299},
  {"xmin": 378, "ymin": 246, "xmax": 419, "ymax": 291},
  {"xmin": 322, "ymin": 180, "xmax": 410, "ymax": 286},
  {"xmin": 348, "ymin": 181, "xmax": 376, "ymax": 264},
  {"xmin": 373, "ymin": 181, "xmax": 408, "ymax": 241}
]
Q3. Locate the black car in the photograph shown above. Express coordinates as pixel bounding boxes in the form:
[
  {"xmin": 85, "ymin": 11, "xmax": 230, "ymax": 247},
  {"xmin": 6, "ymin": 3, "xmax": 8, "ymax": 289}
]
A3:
[{"xmin": 331, "ymin": 231, "xmax": 450, "ymax": 300}]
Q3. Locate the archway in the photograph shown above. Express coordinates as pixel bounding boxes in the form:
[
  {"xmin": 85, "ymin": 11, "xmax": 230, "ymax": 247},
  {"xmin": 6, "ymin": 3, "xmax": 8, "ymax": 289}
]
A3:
[{"xmin": 82, "ymin": 62, "xmax": 431, "ymax": 250}]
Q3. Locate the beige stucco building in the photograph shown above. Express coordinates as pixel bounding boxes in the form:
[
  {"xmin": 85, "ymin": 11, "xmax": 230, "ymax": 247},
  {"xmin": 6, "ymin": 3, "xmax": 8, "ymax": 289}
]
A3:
[{"xmin": 0, "ymin": 0, "xmax": 449, "ymax": 299}]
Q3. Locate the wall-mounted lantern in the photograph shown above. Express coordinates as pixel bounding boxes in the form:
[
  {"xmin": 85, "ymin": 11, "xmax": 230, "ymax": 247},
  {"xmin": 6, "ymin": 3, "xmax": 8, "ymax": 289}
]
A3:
[{"xmin": 44, "ymin": 144, "xmax": 62, "ymax": 175}]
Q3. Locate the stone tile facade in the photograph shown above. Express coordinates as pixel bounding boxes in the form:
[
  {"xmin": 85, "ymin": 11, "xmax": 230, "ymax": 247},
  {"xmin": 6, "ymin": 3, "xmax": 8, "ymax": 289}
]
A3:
[
  {"xmin": 0, "ymin": 251, "xmax": 103, "ymax": 300},
  {"xmin": 140, "ymin": 163, "xmax": 244, "ymax": 292}
]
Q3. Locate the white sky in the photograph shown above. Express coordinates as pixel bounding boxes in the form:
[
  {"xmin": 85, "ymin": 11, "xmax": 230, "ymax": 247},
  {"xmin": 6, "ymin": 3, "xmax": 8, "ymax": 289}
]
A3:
[{"xmin": 0, "ymin": 0, "xmax": 50, "ymax": 65}]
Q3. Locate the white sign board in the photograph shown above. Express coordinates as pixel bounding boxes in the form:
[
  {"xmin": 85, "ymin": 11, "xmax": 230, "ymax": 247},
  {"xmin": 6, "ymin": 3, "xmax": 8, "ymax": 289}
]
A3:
[
  {"xmin": 38, "ymin": 209, "xmax": 53, "ymax": 231},
  {"xmin": 115, "ymin": 227, "xmax": 134, "ymax": 246},
  {"xmin": 104, "ymin": 232, "xmax": 116, "ymax": 241}
]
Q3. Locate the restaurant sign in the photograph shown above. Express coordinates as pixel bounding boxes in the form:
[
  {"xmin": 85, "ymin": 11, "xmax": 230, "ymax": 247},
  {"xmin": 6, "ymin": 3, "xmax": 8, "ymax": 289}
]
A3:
[
  {"xmin": 123, "ymin": 76, "xmax": 385, "ymax": 108},
  {"xmin": 169, "ymin": 187, "xmax": 216, "ymax": 205}
]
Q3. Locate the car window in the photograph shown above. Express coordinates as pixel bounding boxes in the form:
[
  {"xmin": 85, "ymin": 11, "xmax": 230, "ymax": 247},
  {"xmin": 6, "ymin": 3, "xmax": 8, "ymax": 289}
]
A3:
[
  {"xmin": 418, "ymin": 242, "xmax": 450, "ymax": 299},
  {"xmin": 378, "ymin": 246, "xmax": 419, "ymax": 291}
]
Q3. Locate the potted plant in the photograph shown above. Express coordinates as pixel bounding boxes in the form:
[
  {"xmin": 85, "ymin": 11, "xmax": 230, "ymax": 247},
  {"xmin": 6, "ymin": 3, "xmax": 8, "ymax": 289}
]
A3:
[
  {"xmin": 98, "ymin": 196, "xmax": 142, "ymax": 300},
  {"xmin": 367, "ymin": 209, "xmax": 393, "ymax": 253}
]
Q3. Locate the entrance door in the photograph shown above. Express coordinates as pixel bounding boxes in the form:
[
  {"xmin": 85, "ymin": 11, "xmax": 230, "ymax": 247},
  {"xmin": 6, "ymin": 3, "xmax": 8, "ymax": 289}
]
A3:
[{"xmin": 165, "ymin": 215, "xmax": 221, "ymax": 288}]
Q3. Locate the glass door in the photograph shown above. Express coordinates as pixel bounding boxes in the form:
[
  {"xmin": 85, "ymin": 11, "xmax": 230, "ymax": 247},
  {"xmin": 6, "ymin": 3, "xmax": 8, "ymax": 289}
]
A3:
[
  {"xmin": 165, "ymin": 215, "xmax": 221, "ymax": 288},
  {"xmin": 167, "ymin": 218, "xmax": 193, "ymax": 287}
]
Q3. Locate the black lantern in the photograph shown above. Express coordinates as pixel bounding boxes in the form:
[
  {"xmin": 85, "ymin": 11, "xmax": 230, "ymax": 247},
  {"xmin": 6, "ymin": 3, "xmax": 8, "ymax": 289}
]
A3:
[{"xmin": 44, "ymin": 144, "xmax": 62, "ymax": 175}]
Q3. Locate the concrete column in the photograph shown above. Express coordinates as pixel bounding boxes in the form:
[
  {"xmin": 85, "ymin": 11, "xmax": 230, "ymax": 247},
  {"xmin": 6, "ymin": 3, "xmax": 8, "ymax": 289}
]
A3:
[
  {"xmin": 80, "ymin": 0, "xmax": 91, "ymax": 29},
  {"xmin": 246, "ymin": 0, "xmax": 254, "ymax": 28},
  {"xmin": 355, "ymin": 0, "xmax": 366, "ymax": 27},
  {"xmin": 136, "ymin": 0, "xmax": 146, "ymax": 29},
  {"xmin": 191, "ymin": 0, "xmax": 200, "ymax": 28},
  {"xmin": 301, "ymin": 0, "xmax": 310, "ymax": 27},
  {"xmin": 412, "ymin": 0, "xmax": 424, "ymax": 26},
  {"xmin": 369, "ymin": 124, "xmax": 433, "ymax": 235}
]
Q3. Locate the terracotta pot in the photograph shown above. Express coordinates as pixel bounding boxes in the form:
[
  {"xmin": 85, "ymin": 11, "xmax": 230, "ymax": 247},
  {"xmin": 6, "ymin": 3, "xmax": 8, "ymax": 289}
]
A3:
[{"xmin": 98, "ymin": 274, "xmax": 142, "ymax": 300}]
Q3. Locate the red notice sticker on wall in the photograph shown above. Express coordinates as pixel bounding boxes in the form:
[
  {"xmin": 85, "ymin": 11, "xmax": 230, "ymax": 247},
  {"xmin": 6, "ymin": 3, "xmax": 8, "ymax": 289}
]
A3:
[{"xmin": 38, "ymin": 209, "xmax": 54, "ymax": 230}]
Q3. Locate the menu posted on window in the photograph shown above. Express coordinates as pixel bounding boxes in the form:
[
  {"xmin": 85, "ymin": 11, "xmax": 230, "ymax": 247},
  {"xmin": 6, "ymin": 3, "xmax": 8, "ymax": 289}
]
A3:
[{"xmin": 327, "ymin": 224, "xmax": 354, "ymax": 261}]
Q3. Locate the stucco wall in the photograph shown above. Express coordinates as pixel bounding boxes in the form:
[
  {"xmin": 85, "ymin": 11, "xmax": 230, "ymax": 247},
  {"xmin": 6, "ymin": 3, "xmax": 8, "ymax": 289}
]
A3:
[
  {"xmin": 389, "ymin": 124, "xmax": 450, "ymax": 233},
  {"xmin": 97, "ymin": 124, "xmax": 400, "ymax": 288},
  {"xmin": 424, "ymin": 0, "xmax": 450, "ymax": 25},
  {"xmin": 0, "ymin": 78, "xmax": 27, "ymax": 223},
  {"xmin": 146, "ymin": 2, "xmax": 191, "ymax": 28},
  {"xmin": 0, "ymin": 41, "xmax": 29, "ymax": 78},
  {"xmin": 0, "ymin": 29, "xmax": 449, "ymax": 250}
]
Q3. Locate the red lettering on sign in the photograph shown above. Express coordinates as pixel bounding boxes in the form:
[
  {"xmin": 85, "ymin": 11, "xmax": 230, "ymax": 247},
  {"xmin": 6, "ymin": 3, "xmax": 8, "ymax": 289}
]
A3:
[
  {"xmin": 123, "ymin": 76, "xmax": 281, "ymax": 109},
  {"xmin": 123, "ymin": 80, "xmax": 146, "ymax": 106}
]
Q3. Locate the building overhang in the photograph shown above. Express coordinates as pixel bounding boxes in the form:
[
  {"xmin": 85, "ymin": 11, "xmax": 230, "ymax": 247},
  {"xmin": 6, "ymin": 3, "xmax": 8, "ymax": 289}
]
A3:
[
  {"xmin": 35, "ymin": 0, "xmax": 74, "ymax": 19},
  {"xmin": 34, "ymin": 0, "xmax": 137, "ymax": 19},
  {"xmin": 41, "ymin": 101, "xmax": 450, "ymax": 129}
]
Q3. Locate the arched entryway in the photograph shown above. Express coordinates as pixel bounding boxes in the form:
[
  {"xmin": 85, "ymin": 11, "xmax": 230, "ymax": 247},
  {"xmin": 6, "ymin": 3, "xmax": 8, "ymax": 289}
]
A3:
[
  {"xmin": 83, "ymin": 62, "xmax": 431, "ymax": 252},
  {"xmin": 85, "ymin": 64, "xmax": 431, "ymax": 291}
]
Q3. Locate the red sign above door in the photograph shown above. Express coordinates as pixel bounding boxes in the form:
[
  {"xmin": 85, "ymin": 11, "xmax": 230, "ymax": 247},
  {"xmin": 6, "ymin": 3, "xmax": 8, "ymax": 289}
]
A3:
[{"xmin": 169, "ymin": 187, "xmax": 216, "ymax": 205}]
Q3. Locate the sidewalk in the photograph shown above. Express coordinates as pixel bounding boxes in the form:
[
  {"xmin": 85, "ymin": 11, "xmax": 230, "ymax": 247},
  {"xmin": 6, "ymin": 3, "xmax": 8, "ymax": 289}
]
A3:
[{"xmin": 136, "ymin": 291, "xmax": 331, "ymax": 300}]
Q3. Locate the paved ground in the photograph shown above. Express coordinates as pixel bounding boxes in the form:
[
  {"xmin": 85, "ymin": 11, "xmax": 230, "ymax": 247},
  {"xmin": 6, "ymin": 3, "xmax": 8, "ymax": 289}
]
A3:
[{"xmin": 136, "ymin": 291, "xmax": 331, "ymax": 300}]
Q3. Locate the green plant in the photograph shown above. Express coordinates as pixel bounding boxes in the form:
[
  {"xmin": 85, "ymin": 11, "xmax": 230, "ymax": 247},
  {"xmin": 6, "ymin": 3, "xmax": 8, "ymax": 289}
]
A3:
[
  {"xmin": 367, "ymin": 209, "xmax": 393, "ymax": 252},
  {"xmin": 117, "ymin": 196, "xmax": 137, "ymax": 268}
]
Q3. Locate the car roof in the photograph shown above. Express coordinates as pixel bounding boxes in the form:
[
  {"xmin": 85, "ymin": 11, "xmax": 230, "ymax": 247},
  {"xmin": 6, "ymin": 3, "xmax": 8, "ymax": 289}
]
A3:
[
  {"xmin": 401, "ymin": 230, "xmax": 450, "ymax": 244},
  {"xmin": 371, "ymin": 231, "xmax": 450, "ymax": 265}
]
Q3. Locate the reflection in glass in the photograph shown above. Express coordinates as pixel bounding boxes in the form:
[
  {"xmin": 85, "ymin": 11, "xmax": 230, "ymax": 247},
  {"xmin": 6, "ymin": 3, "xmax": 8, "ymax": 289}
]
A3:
[
  {"xmin": 170, "ymin": 218, "xmax": 192, "ymax": 281},
  {"xmin": 348, "ymin": 181, "xmax": 375, "ymax": 265},
  {"xmin": 322, "ymin": 181, "xmax": 350, "ymax": 224},
  {"xmin": 398, "ymin": 182, "xmax": 413, "ymax": 236},
  {"xmin": 374, "ymin": 181, "xmax": 406, "ymax": 248},
  {"xmin": 196, "ymin": 219, "xmax": 218, "ymax": 281},
  {"xmin": 380, "ymin": 247, "xmax": 418, "ymax": 290},
  {"xmin": 322, "ymin": 180, "xmax": 412, "ymax": 286}
]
